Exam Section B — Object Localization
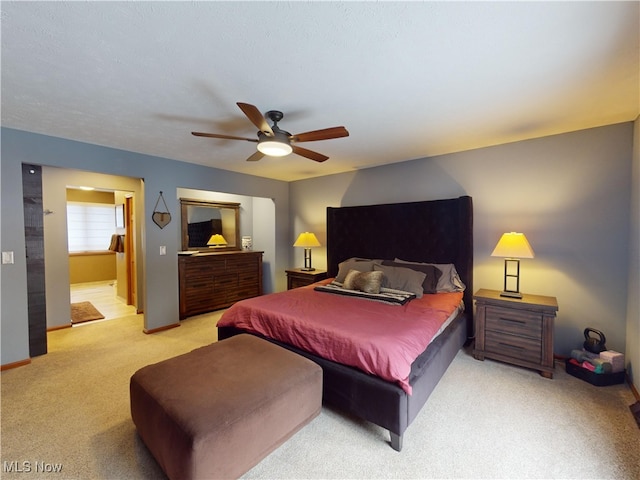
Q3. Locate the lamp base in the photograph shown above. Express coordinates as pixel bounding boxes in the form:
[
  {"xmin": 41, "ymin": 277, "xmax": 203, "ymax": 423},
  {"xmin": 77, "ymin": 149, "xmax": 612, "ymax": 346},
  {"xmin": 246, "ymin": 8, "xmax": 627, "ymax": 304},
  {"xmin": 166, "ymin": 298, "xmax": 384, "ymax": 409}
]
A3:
[
  {"xmin": 301, "ymin": 248, "xmax": 315, "ymax": 272},
  {"xmin": 500, "ymin": 290, "xmax": 523, "ymax": 299}
]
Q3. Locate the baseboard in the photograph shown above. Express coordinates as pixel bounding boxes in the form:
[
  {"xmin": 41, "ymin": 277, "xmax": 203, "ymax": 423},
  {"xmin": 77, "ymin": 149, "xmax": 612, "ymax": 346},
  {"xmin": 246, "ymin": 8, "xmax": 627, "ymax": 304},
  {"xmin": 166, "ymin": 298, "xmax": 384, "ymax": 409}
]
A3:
[
  {"xmin": 47, "ymin": 323, "xmax": 72, "ymax": 332},
  {"xmin": 144, "ymin": 322, "xmax": 180, "ymax": 334},
  {"xmin": 624, "ymin": 372, "xmax": 640, "ymax": 430},
  {"xmin": 630, "ymin": 400, "xmax": 640, "ymax": 429},
  {"xmin": 627, "ymin": 372, "xmax": 640, "ymax": 402},
  {"xmin": 1, "ymin": 358, "xmax": 31, "ymax": 371}
]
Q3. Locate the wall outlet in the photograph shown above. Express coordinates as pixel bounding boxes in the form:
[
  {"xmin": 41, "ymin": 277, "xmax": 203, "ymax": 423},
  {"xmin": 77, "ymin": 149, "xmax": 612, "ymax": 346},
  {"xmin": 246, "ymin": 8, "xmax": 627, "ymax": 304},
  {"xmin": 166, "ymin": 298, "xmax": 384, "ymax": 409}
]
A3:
[
  {"xmin": 159, "ymin": 246, "xmax": 166, "ymax": 256},
  {"xmin": 2, "ymin": 251, "xmax": 15, "ymax": 264}
]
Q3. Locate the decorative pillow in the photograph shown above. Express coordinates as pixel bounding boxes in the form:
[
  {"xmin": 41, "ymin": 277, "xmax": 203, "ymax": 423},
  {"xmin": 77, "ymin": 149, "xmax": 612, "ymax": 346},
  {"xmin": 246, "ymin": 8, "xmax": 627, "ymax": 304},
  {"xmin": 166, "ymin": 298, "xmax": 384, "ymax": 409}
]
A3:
[
  {"xmin": 394, "ymin": 258, "xmax": 466, "ymax": 292},
  {"xmin": 343, "ymin": 269, "xmax": 384, "ymax": 294},
  {"xmin": 372, "ymin": 264, "xmax": 426, "ymax": 298},
  {"xmin": 335, "ymin": 258, "xmax": 378, "ymax": 283},
  {"xmin": 381, "ymin": 260, "xmax": 442, "ymax": 294}
]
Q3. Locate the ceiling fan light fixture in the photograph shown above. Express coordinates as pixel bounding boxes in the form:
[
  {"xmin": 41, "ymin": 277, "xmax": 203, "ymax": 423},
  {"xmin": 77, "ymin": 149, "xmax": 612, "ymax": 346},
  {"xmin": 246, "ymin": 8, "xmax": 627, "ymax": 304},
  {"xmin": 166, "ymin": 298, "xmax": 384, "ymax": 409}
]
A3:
[
  {"xmin": 194, "ymin": 102, "xmax": 347, "ymax": 163},
  {"xmin": 257, "ymin": 138, "xmax": 292, "ymax": 157}
]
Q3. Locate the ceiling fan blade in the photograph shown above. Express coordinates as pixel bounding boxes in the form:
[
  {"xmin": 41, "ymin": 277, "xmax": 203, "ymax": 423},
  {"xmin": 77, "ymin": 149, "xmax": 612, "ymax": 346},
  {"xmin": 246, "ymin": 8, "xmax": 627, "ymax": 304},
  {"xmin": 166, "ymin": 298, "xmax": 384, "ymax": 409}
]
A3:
[
  {"xmin": 237, "ymin": 102, "xmax": 274, "ymax": 136},
  {"xmin": 292, "ymin": 145, "xmax": 329, "ymax": 163},
  {"xmin": 192, "ymin": 131, "xmax": 258, "ymax": 142},
  {"xmin": 291, "ymin": 126, "xmax": 349, "ymax": 143},
  {"xmin": 246, "ymin": 150, "xmax": 265, "ymax": 162}
]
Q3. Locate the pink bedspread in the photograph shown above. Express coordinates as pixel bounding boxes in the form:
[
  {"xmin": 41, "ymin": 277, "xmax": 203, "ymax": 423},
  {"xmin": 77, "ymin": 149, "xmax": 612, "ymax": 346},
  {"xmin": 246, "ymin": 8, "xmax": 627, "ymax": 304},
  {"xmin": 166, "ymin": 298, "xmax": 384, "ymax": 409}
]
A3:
[{"xmin": 217, "ymin": 279, "xmax": 463, "ymax": 394}]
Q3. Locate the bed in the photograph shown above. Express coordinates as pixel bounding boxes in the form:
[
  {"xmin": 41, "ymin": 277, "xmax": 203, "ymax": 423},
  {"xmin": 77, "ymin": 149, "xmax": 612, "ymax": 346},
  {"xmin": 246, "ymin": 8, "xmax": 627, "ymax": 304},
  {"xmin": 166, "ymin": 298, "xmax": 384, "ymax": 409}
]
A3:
[{"xmin": 218, "ymin": 195, "xmax": 473, "ymax": 451}]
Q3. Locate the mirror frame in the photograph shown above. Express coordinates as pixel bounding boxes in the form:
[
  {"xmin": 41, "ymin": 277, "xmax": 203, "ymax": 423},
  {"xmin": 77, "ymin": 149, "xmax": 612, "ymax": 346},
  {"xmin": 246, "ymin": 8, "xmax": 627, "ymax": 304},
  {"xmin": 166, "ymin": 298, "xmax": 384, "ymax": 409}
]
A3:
[{"xmin": 180, "ymin": 198, "xmax": 241, "ymax": 252}]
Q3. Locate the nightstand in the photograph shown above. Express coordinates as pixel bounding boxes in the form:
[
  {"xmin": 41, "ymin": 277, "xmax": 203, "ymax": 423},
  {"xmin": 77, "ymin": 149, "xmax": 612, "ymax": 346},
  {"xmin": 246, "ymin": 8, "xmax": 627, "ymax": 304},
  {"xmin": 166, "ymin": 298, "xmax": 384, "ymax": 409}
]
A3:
[
  {"xmin": 285, "ymin": 268, "xmax": 327, "ymax": 290},
  {"xmin": 473, "ymin": 288, "xmax": 558, "ymax": 378}
]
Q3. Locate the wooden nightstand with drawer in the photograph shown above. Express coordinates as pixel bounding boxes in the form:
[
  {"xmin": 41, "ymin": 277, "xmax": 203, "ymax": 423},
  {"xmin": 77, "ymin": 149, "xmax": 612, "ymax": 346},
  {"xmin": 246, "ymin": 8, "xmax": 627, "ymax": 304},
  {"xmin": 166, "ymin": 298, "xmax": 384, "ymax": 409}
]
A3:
[
  {"xmin": 473, "ymin": 288, "xmax": 558, "ymax": 378},
  {"xmin": 285, "ymin": 269, "xmax": 327, "ymax": 290}
]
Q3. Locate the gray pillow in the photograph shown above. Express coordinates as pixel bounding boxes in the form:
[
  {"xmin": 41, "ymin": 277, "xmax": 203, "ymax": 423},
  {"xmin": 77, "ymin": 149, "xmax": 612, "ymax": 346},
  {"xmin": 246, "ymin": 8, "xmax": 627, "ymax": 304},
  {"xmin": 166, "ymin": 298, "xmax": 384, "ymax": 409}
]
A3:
[
  {"xmin": 394, "ymin": 258, "xmax": 466, "ymax": 293},
  {"xmin": 343, "ymin": 269, "xmax": 384, "ymax": 294},
  {"xmin": 335, "ymin": 258, "xmax": 377, "ymax": 283},
  {"xmin": 373, "ymin": 264, "xmax": 426, "ymax": 298},
  {"xmin": 381, "ymin": 260, "xmax": 442, "ymax": 294}
]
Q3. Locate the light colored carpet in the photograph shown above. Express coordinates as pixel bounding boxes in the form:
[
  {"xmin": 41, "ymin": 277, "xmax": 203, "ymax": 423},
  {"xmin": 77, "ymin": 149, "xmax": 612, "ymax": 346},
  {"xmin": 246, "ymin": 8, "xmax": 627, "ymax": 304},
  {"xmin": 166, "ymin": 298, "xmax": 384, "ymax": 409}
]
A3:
[{"xmin": 1, "ymin": 312, "xmax": 639, "ymax": 479}]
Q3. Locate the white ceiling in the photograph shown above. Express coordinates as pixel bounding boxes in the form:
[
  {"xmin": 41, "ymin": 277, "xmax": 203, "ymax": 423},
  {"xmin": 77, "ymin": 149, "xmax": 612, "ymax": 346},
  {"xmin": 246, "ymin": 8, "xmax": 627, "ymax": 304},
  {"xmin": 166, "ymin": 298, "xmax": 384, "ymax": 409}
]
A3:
[{"xmin": 2, "ymin": 1, "xmax": 638, "ymax": 182}]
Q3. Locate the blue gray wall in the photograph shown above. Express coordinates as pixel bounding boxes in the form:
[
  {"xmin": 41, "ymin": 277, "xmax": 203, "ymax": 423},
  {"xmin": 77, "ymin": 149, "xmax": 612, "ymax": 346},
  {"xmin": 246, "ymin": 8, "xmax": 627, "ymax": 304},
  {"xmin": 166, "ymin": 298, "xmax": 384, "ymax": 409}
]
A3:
[
  {"xmin": 627, "ymin": 119, "xmax": 640, "ymax": 386},
  {"xmin": 1, "ymin": 128, "xmax": 289, "ymax": 365},
  {"xmin": 2, "ymin": 122, "xmax": 638, "ymax": 391},
  {"xmin": 290, "ymin": 123, "xmax": 636, "ymax": 371}
]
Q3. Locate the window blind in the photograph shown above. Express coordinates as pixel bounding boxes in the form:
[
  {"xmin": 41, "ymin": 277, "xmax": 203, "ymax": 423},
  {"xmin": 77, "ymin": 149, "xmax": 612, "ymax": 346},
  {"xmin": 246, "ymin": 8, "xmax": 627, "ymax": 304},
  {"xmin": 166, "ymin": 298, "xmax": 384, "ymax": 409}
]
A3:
[{"xmin": 67, "ymin": 202, "xmax": 115, "ymax": 252}]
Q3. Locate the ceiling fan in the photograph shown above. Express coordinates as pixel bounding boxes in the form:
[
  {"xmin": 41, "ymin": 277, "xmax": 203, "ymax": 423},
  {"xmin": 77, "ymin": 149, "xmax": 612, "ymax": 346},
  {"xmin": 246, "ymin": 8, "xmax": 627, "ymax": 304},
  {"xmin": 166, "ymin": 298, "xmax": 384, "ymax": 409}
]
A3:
[{"xmin": 192, "ymin": 102, "xmax": 349, "ymax": 162}]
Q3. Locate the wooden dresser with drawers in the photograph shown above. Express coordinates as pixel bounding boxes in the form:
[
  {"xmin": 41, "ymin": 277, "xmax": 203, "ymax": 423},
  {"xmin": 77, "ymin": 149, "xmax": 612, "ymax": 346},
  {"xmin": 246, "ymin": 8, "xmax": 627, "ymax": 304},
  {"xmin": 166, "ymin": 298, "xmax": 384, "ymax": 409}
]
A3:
[{"xmin": 178, "ymin": 250, "xmax": 263, "ymax": 319}]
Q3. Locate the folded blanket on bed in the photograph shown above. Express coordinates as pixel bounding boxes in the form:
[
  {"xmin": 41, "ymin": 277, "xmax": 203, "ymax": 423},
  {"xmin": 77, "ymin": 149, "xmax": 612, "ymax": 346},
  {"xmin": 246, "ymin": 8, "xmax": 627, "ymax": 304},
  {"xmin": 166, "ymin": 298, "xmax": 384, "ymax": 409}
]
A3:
[{"xmin": 314, "ymin": 281, "xmax": 416, "ymax": 305}]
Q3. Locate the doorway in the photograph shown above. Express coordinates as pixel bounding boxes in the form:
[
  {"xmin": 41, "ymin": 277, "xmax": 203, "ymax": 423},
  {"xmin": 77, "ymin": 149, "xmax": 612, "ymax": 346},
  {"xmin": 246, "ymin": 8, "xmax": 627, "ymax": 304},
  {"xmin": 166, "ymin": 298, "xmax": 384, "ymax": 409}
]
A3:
[
  {"xmin": 33, "ymin": 165, "xmax": 145, "ymax": 334},
  {"xmin": 66, "ymin": 187, "xmax": 138, "ymax": 325}
]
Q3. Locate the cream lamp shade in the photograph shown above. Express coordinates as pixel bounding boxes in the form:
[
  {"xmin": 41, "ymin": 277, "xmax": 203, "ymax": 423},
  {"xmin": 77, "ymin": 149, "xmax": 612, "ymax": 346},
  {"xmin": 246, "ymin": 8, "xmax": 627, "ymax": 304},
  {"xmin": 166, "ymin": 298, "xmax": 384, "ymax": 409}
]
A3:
[
  {"xmin": 294, "ymin": 232, "xmax": 320, "ymax": 271},
  {"xmin": 491, "ymin": 232, "xmax": 535, "ymax": 259},
  {"xmin": 293, "ymin": 232, "xmax": 321, "ymax": 248},
  {"xmin": 207, "ymin": 234, "xmax": 227, "ymax": 247},
  {"xmin": 491, "ymin": 232, "xmax": 534, "ymax": 298}
]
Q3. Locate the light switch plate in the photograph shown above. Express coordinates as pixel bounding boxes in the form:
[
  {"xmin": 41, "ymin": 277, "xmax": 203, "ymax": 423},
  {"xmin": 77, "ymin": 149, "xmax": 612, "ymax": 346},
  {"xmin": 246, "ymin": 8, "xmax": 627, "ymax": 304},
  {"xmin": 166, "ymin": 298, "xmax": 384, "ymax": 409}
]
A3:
[
  {"xmin": 2, "ymin": 251, "xmax": 15, "ymax": 264},
  {"xmin": 159, "ymin": 246, "xmax": 166, "ymax": 256}
]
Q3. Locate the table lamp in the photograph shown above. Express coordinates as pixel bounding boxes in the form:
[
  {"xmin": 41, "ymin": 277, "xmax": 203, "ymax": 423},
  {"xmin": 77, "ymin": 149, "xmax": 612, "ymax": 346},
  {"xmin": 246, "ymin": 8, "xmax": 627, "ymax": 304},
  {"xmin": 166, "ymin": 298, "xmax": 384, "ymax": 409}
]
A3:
[
  {"xmin": 293, "ymin": 232, "xmax": 320, "ymax": 271},
  {"xmin": 207, "ymin": 234, "xmax": 227, "ymax": 247},
  {"xmin": 491, "ymin": 232, "xmax": 535, "ymax": 298}
]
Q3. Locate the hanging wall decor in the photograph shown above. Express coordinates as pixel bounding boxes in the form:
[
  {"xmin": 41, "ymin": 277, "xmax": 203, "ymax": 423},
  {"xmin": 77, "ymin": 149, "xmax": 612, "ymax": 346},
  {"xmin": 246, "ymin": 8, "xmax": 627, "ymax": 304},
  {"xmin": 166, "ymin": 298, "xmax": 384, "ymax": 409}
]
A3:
[{"xmin": 152, "ymin": 191, "xmax": 171, "ymax": 229}]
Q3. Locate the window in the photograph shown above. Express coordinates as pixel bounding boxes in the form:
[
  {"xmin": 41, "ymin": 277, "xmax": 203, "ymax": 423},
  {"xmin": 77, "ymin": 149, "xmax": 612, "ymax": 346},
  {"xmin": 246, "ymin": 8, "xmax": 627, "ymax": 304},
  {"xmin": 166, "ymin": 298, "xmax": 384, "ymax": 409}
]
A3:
[{"xmin": 67, "ymin": 202, "xmax": 115, "ymax": 252}]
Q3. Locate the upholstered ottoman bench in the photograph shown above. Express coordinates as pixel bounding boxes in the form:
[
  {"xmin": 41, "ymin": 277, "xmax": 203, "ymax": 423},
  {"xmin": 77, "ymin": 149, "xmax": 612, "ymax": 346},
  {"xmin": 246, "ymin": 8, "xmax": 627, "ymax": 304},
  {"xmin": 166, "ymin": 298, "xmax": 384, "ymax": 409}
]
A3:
[{"xmin": 130, "ymin": 334, "xmax": 322, "ymax": 480}]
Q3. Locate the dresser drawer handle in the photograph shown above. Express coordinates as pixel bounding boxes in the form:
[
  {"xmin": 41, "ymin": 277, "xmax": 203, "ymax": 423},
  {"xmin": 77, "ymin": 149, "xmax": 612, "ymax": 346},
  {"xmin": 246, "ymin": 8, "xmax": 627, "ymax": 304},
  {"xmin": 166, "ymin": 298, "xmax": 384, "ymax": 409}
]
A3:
[{"xmin": 499, "ymin": 317, "xmax": 526, "ymax": 324}]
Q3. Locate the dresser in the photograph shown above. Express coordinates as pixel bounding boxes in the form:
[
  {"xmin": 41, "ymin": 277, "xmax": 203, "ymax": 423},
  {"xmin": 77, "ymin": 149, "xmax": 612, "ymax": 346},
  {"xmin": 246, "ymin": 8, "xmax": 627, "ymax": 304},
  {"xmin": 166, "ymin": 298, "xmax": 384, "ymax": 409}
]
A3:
[
  {"xmin": 178, "ymin": 251, "xmax": 263, "ymax": 319},
  {"xmin": 285, "ymin": 268, "xmax": 327, "ymax": 289},
  {"xmin": 473, "ymin": 288, "xmax": 558, "ymax": 378}
]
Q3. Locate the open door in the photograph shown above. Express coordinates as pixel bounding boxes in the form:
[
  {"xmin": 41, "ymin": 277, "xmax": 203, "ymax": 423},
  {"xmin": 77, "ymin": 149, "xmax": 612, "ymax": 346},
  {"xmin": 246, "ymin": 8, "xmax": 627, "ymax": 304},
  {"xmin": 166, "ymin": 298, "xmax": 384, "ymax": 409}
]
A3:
[{"xmin": 124, "ymin": 195, "xmax": 136, "ymax": 307}]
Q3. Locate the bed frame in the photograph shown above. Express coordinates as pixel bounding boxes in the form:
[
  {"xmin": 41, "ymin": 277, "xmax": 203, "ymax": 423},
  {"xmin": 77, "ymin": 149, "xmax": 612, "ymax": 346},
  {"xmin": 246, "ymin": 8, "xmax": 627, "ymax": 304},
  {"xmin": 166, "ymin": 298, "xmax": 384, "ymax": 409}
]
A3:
[{"xmin": 218, "ymin": 195, "xmax": 473, "ymax": 451}]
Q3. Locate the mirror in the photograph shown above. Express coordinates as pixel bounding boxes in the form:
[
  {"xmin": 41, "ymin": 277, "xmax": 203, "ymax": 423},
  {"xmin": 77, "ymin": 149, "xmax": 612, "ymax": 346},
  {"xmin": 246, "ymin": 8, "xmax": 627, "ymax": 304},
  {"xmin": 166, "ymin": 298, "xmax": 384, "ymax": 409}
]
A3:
[{"xmin": 180, "ymin": 198, "xmax": 240, "ymax": 252}]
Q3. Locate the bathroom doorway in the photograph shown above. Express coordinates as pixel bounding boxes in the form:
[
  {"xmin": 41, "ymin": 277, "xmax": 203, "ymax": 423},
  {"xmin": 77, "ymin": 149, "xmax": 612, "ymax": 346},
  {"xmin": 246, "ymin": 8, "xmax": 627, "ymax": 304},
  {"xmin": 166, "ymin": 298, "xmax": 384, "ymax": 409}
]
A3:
[
  {"xmin": 37, "ymin": 166, "xmax": 144, "ymax": 333},
  {"xmin": 66, "ymin": 187, "xmax": 138, "ymax": 325}
]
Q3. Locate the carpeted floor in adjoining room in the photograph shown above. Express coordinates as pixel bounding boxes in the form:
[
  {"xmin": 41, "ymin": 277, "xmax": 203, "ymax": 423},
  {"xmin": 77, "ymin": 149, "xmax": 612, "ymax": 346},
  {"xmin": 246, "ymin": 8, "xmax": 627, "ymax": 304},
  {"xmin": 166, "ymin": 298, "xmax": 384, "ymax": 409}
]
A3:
[{"xmin": 1, "ymin": 311, "xmax": 639, "ymax": 479}]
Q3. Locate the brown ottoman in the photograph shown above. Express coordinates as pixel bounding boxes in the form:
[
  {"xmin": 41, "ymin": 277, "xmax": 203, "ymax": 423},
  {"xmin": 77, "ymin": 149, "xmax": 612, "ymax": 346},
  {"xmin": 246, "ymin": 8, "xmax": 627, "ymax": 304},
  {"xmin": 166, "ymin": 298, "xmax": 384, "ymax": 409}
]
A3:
[{"xmin": 130, "ymin": 334, "xmax": 322, "ymax": 480}]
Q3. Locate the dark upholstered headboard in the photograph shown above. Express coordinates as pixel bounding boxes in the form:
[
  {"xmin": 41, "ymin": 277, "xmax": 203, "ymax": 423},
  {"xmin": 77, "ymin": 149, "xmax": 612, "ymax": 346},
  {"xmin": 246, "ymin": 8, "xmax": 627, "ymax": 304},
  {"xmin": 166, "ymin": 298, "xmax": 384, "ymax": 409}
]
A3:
[{"xmin": 326, "ymin": 196, "xmax": 473, "ymax": 332}]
